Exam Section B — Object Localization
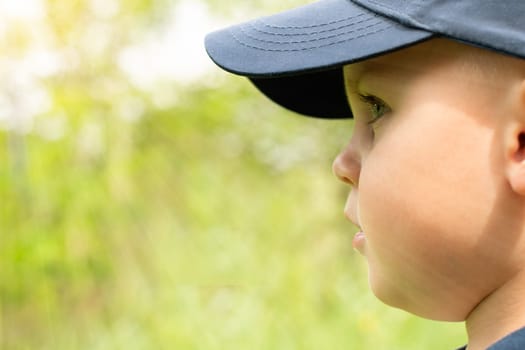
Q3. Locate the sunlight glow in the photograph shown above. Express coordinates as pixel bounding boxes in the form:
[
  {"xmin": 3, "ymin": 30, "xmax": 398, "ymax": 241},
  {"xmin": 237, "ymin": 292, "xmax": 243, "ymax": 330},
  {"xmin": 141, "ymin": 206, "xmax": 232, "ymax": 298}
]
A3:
[
  {"xmin": 118, "ymin": 0, "xmax": 225, "ymax": 88},
  {"xmin": 0, "ymin": 0, "xmax": 46, "ymax": 21}
]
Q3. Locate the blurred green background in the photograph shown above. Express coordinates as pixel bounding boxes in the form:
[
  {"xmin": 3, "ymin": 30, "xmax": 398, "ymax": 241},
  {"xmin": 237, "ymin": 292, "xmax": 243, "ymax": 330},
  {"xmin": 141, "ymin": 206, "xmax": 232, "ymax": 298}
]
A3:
[{"xmin": 0, "ymin": 0, "xmax": 465, "ymax": 349}]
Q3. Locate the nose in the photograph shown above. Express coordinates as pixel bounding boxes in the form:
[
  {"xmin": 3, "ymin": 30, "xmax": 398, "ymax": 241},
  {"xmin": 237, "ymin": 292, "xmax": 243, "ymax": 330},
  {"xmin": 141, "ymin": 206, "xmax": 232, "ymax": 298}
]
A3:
[{"xmin": 332, "ymin": 141, "xmax": 361, "ymax": 186}]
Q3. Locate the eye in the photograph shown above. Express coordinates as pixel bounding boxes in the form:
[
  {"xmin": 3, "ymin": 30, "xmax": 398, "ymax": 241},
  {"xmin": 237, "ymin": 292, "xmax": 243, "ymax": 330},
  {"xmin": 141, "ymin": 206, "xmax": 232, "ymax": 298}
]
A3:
[{"xmin": 357, "ymin": 93, "xmax": 391, "ymax": 125}]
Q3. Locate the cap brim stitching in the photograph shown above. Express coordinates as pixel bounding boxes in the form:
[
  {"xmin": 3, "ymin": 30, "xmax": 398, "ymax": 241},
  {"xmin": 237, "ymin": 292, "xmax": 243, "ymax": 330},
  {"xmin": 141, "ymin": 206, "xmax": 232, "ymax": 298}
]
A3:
[
  {"xmin": 250, "ymin": 15, "xmax": 382, "ymax": 37},
  {"xmin": 239, "ymin": 20, "xmax": 386, "ymax": 45},
  {"xmin": 229, "ymin": 23, "xmax": 393, "ymax": 52}
]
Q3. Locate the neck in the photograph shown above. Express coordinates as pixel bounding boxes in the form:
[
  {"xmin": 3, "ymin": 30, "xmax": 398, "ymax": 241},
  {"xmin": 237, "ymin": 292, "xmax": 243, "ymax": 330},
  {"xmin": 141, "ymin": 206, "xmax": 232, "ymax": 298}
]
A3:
[{"xmin": 465, "ymin": 269, "xmax": 525, "ymax": 350}]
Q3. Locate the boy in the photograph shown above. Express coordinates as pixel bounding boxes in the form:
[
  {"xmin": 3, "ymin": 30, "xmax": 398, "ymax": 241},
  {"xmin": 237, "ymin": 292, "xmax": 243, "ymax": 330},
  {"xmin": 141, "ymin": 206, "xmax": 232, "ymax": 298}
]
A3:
[{"xmin": 204, "ymin": 1, "xmax": 525, "ymax": 349}]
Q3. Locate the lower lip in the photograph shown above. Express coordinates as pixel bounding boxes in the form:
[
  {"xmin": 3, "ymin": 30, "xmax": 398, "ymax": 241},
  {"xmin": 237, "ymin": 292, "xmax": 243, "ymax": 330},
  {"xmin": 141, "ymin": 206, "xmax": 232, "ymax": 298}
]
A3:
[{"xmin": 352, "ymin": 231, "xmax": 366, "ymax": 254}]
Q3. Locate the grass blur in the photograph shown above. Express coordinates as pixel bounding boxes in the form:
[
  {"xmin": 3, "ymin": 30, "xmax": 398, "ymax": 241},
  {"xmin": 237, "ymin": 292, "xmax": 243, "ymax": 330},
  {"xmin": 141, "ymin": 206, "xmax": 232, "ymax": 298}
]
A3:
[{"xmin": 0, "ymin": 0, "xmax": 466, "ymax": 349}]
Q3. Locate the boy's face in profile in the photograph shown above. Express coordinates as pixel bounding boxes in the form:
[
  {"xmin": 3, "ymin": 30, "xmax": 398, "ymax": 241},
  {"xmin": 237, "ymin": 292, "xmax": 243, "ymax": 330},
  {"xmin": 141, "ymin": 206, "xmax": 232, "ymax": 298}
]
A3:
[{"xmin": 333, "ymin": 39, "xmax": 525, "ymax": 321}]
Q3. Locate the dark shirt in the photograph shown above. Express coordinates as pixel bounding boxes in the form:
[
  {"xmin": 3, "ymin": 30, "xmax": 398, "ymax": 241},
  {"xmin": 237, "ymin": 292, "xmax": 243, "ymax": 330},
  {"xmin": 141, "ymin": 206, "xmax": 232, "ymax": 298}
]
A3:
[{"xmin": 456, "ymin": 326, "xmax": 525, "ymax": 350}]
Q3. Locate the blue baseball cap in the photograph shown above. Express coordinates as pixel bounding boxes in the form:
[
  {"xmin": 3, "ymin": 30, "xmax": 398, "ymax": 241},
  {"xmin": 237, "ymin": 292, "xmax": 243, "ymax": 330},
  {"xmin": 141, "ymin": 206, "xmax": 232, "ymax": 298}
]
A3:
[{"xmin": 205, "ymin": 0, "xmax": 525, "ymax": 118}]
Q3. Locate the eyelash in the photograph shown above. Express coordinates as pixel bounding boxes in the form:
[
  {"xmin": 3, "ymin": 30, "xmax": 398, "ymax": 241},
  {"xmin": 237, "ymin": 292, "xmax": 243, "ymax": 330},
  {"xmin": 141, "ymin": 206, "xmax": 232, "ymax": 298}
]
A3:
[{"xmin": 357, "ymin": 93, "xmax": 390, "ymax": 125}]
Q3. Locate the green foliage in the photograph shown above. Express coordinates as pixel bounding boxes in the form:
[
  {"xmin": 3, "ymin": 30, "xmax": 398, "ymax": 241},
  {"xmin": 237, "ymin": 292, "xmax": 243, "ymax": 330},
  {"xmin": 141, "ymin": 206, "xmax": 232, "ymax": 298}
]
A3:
[{"xmin": 0, "ymin": 1, "xmax": 465, "ymax": 349}]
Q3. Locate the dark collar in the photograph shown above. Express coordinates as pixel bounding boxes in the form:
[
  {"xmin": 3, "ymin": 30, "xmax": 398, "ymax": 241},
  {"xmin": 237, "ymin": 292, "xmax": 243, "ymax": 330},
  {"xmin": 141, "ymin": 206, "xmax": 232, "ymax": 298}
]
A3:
[
  {"xmin": 456, "ymin": 326, "xmax": 525, "ymax": 350},
  {"xmin": 488, "ymin": 326, "xmax": 525, "ymax": 350}
]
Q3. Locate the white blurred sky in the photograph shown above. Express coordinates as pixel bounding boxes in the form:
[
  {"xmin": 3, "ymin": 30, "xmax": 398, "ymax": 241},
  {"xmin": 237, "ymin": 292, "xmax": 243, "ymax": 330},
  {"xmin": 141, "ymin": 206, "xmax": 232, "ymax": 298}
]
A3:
[
  {"xmin": 0, "ymin": 0, "xmax": 229, "ymax": 86},
  {"xmin": 118, "ymin": 0, "xmax": 228, "ymax": 88},
  {"xmin": 0, "ymin": 0, "xmax": 232, "ymax": 131}
]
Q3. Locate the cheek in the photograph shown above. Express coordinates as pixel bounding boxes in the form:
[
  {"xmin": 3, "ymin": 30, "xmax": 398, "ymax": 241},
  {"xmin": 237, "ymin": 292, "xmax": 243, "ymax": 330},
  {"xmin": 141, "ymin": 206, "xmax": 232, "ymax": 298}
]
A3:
[
  {"xmin": 361, "ymin": 137, "xmax": 487, "ymax": 258},
  {"xmin": 356, "ymin": 110, "xmax": 504, "ymax": 319},
  {"xmin": 360, "ymin": 112, "xmax": 493, "ymax": 248}
]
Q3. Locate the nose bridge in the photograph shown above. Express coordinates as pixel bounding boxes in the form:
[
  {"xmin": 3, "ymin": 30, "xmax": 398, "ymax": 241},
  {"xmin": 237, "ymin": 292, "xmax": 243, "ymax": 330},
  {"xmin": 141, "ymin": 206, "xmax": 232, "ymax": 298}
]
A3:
[{"xmin": 333, "ymin": 138, "xmax": 361, "ymax": 186}]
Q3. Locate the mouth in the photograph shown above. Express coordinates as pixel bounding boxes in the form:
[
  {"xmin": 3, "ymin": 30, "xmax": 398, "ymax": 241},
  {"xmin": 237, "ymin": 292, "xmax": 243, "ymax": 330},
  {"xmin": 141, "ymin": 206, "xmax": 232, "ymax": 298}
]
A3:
[
  {"xmin": 344, "ymin": 211, "xmax": 366, "ymax": 254},
  {"xmin": 343, "ymin": 196, "xmax": 366, "ymax": 254},
  {"xmin": 352, "ymin": 231, "xmax": 366, "ymax": 254}
]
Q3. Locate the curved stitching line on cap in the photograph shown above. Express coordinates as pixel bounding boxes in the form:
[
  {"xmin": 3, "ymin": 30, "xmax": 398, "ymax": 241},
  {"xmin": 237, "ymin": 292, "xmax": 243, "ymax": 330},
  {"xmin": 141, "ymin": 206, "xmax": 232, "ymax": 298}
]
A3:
[
  {"xmin": 250, "ymin": 16, "xmax": 379, "ymax": 37},
  {"xmin": 228, "ymin": 24, "xmax": 392, "ymax": 52},
  {"xmin": 238, "ymin": 20, "xmax": 384, "ymax": 45},
  {"xmin": 360, "ymin": 0, "xmax": 414, "ymax": 18},
  {"xmin": 360, "ymin": 0, "xmax": 396, "ymax": 12},
  {"xmin": 360, "ymin": 0, "xmax": 430, "ymax": 34},
  {"xmin": 256, "ymin": 12, "xmax": 368, "ymax": 30},
  {"xmin": 357, "ymin": 0, "xmax": 428, "ymax": 31}
]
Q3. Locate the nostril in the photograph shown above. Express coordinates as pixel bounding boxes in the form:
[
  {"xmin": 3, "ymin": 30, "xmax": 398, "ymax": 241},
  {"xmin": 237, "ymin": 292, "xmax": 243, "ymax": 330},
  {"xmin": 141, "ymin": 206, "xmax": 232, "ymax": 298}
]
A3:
[
  {"xmin": 332, "ymin": 153, "xmax": 360, "ymax": 187},
  {"xmin": 338, "ymin": 172, "xmax": 355, "ymax": 186}
]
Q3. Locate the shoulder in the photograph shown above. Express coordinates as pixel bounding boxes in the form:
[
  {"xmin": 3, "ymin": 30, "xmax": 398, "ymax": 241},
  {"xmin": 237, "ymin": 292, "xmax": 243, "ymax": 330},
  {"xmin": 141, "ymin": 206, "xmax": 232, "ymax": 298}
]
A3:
[{"xmin": 488, "ymin": 326, "xmax": 525, "ymax": 350}]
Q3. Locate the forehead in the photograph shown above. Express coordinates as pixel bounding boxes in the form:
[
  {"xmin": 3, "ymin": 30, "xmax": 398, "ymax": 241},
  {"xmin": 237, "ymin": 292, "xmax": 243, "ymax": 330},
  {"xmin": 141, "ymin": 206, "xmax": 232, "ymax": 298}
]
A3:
[{"xmin": 343, "ymin": 39, "xmax": 522, "ymax": 90}]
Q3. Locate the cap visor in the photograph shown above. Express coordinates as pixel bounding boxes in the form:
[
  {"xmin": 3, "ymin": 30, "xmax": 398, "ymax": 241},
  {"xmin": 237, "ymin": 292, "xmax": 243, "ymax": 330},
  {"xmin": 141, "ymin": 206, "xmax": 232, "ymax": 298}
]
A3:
[{"xmin": 205, "ymin": 0, "xmax": 433, "ymax": 117}]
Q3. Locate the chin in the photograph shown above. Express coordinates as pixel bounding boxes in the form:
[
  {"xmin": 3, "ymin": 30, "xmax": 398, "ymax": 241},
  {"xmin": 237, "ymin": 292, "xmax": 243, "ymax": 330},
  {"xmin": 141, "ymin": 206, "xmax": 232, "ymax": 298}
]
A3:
[{"xmin": 368, "ymin": 273, "xmax": 471, "ymax": 322}]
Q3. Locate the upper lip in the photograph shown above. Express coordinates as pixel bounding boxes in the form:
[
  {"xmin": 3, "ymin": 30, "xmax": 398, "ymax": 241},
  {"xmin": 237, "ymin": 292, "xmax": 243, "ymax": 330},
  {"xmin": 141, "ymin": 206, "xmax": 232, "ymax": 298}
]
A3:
[
  {"xmin": 344, "ymin": 210, "xmax": 361, "ymax": 229},
  {"xmin": 344, "ymin": 191, "xmax": 361, "ymax": 229}
]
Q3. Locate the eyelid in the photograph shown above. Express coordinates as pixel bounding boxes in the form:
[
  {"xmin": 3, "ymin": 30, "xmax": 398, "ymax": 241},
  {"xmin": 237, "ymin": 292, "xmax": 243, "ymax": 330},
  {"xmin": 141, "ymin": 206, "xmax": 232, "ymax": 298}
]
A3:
[
  {"xmin": 357, "ymin": 93, "xmax": 384, "ymax": 106},
  {"xmin": 357, "ymin": 93, "xmax": 390, "ymax": 125}
]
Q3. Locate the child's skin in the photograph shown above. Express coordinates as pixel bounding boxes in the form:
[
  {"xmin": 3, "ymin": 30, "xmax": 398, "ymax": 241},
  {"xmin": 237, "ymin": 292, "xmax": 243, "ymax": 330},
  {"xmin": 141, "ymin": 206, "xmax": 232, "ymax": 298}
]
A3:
[{"xmin": 332, "ymin": 39, "xmax": 525, "ymax": 350}]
